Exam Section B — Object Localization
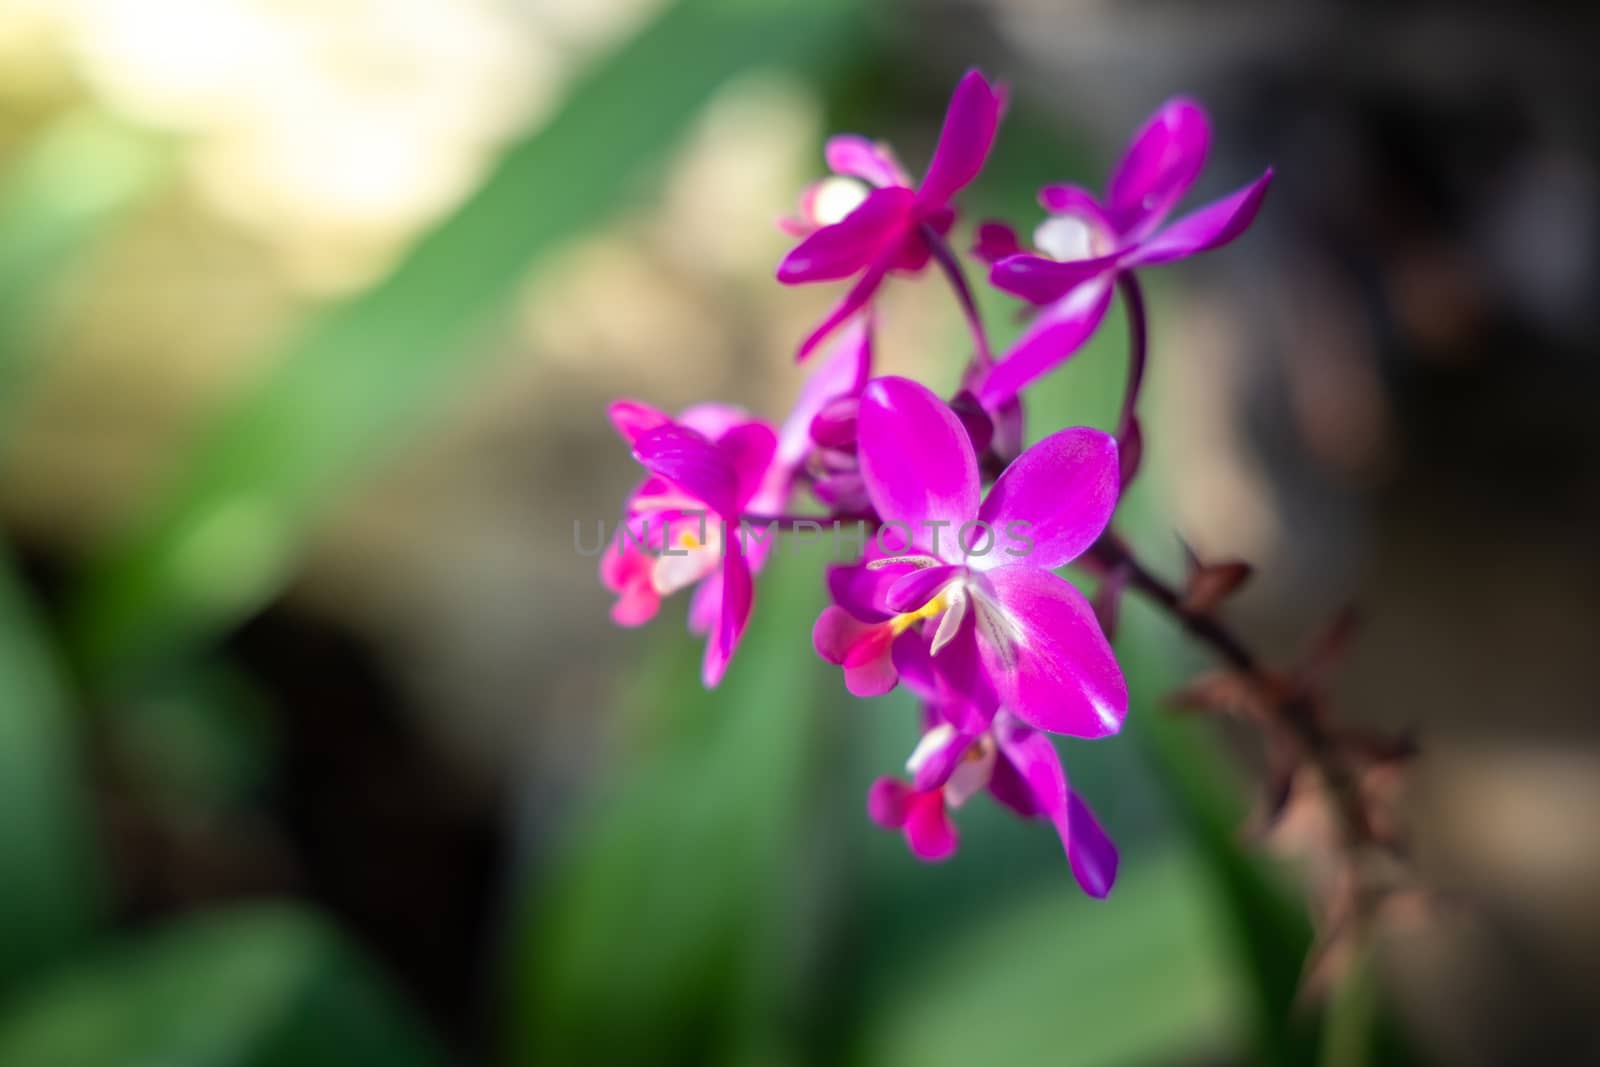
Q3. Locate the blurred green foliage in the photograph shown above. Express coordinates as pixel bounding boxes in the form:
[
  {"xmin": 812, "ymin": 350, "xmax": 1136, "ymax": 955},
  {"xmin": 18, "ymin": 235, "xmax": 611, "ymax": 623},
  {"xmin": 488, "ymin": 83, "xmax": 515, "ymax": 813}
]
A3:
[
  {"xmin": 0, "ymin": 905, "xmax": 445, "ymax": 1067},
  {"xmin": 68, "ymin": 0, "xmax": 862, "ymax": 684}
]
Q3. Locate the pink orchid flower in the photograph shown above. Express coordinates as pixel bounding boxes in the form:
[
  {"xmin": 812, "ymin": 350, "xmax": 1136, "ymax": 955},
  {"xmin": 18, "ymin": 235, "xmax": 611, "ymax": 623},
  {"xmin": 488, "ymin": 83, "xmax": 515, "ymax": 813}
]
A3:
[
  {"xmin": 777, "ymin": 69, "xmax": 1004, "ymax": 361},
  {"xmin": 812, "ymin": 376, "xmax": 1127, "ymax": 738},
  {"xmin": 868, "ymin": 709, "xmax": 1118, "ymax": 896},
  {"xmin": 973, "ymin": 98, "xmax": 1273, "ymax": 407},
  {"xmin": 602, "ymin": 321, "xmax": 872, "ymax": 685},
  {"xmin": 604, "ymin": 405, "xmax": 774, "ymax": 687}
]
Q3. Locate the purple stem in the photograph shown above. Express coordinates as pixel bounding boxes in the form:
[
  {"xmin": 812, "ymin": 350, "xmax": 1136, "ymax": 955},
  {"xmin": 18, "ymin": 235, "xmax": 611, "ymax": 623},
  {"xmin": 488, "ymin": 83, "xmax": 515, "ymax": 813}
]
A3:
[
  {"xmin": 740, "ymin": 512, "xmax": 879, "ymax": 531},
  {"xmin": 1115, "ymin": 273, "xmax": 1148, "ymax": 446},
  {"xmin": 921, "ymin": 222, "xmax": 993, "ymax": 368}
]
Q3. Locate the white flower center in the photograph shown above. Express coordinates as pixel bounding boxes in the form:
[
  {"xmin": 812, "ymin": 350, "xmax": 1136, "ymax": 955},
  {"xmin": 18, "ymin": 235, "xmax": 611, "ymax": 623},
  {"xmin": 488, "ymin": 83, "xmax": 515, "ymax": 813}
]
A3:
[
  {"xmin": 1034, "ymin": 214, "xmax": 1104, "ymax": 261},
  {"xmin": 811, "ymin": 175, "xmax": 869, "ymax": 226}
]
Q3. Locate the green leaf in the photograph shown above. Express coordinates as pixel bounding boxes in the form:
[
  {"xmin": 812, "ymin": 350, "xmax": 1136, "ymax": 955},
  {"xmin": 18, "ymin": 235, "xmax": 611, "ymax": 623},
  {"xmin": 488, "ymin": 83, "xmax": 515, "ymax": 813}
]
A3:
[
  {"xmin": 69, "ymin": 0, "xmax": 861, "ymax": 683},
  {"xmin": 0, "ymin": 550, "xmax": 105, "ymax": 996},
  {"xmin": 859, "ymin": 848, "xmax": 1247, "ymax": 1067},
  {"xmin": 0, "ymin": 904, "xmax": 446, "ymax": 1067},
  {"xmin": 508, "ymin": 551, "xmax": 835, "ymax": 1067}
]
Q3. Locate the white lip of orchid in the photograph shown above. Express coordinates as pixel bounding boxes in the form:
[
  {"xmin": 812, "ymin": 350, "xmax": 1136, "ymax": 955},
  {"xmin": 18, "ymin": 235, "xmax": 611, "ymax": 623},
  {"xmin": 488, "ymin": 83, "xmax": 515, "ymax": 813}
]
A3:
[
  {"xmin": 969, "ymin": 581, "xmax": 1026, "ymax": 669},
  {"xmin": 650, "ymin": 523, "xmax": 723, "ymax": 596},
  {"xmin": 905, "ymin": 724, "xmax": 996, "ymax": 809},
  {"xmin": 1034, "ymin": 213, "xmax": 1112, "ymax": 261},
  {"xmin": 810, "ymin": 175, "xmax": 870, "ymax": 227}
]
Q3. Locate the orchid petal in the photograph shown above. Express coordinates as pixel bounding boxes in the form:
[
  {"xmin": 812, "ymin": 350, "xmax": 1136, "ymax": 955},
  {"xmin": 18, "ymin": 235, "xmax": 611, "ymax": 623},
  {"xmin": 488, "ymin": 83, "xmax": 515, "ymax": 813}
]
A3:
[
  {"xmin": 825, "ymin": 561, "xmax": 892, "ymax": 622},
  {"xmin": 777, "ymin": 186, "xmax": 913, "ymax": 284},
  {"xmin": 813, "ymin": 606, "xmax": 898, "ymax": 696},
  {"xmin": 1107, "ymin": 98, "xmax": 1210, "ymax": 236},
  {"xmin": 884, "ymin": 564, "xmax": 965, "ymax": 613},
  {"xmin": 891, "ymin": 637, "xmax": 940, "ymax": 703},
  {"xmin": 826, "ymin": 134, "xmax": 908, "ymax": 188},
  {"xmin": 702, "ymin": 540, "xmax": 753, "ymax": 687},
  {"xmin": 718, "ymin": 422, "xmax": 778, "ymax": 510},
  {"xmin": 867, "ymin": 778, "xmax": 912, "ymax": 828},
  {"xmin": 1060, "ymin": 791, "xmax": 1118, "ymax": 898},
  {"xmin": 907, "ymin": 725, "xmax": 978, "ymax": 792},
  {"xmin": 686, "ymin": 566, "xmax": 722, "ymax": 635},
  {"xmin": 600, "ymin": 544, "xmax": 660, "ymax": 626},
  {"xmin": 923, "ymin": 606, "xmax": 1001, "ymax": 721},
  {"xmin": 678, "ymin": 403, "xmax": 750, "ymax": 440},
  {"xmin": 972, "ymin": 220, "xmax": 1023, "ymax": 264},
  {"xmin": 977, "ymin": 566, "xmax": 1127, "ymax": 737},
  {"xmin": 904, "ymin": 791, "xmax": 959, "ymax": 861},
  {"xmin": 633, "ymin": 425, "xmax": 739, "ymax": 518},
  {"xmin": 1037, "ymin": 184, "xmax": 1117, "ymax": 233},
  {"xmin": 857, "ymin": 377, "xmax": 981, "ymax": 543},
  {"xmin": 990, "ymin": 714, "xmax": 1068, "ymax": 817},
  {"xmin": 795, "ymin": 256, "xmax": 893, "ymax": 362},
  {"xmin": 608, "ymin": 400, "xmax": 672, "ymax": 445},
  {"xmin": 973, "ymin": 276, "xmax": 1115, "ymax": 409},
  {"xmin": 892, "ymin": 638, "xmax": 992, "ymax": 734},
  {"xmin": 917, "ymin": 69, "xmax": 1003, "ymax": 209},
  {"xmin": 1125, "ymin": 169, "xmax": 1273, "ymax": 267},
  {"xmin": 989, "ymin": 252, "xmax": 1120, "ymax": 306},
  {"xmin": 974, "ymin": 427, "xmax": 1119, "ymax": 570}
]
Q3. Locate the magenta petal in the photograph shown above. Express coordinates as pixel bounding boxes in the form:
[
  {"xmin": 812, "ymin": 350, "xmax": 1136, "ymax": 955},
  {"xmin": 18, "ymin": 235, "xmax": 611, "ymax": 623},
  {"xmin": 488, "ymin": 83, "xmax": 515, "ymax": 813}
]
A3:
[
  {"xmin": 633, "ymin": 425, "xmax": 738, "ymax": 518},
  {"xmin": 608, "ymin": 400, "xmax": 672, "ymax": 445},
  {"xmin": 975, "ymin": 427, "xmax": 1119, "ymax": 570},
  {"xmin": 973, "ymin": 276, "xmax": 1114, "ymax": 409},
  {"xmin": 825, "ymin": 134, "xmax": 907, "ymax": 188},
  {"xmin": 1060, "ymin": 791, "xmax": 1118, "ymax": 898},
  {"xmin": 813, "ymin": 604, "xmax": 877, "ymax": 664},
  {"xmin": 702, "ymin": 541, "xmax": 753, "ymax": 688},
  {"xmin": 1106, "ymin": 97, "xmax": 1210, "ymax": 236},
  {"xmin": 686, "ymin": 568, "xmax": 722, "ymax": 635},
  {"xmin": 1037, "ymin": 184, "xmax": 1117, "ymax": 231},
  {"xmin": 972, "ymin": 220, "xmax": 1023, "ymax": 264},
  {"xmin": 917, "ymin": 69, "xmax": 1003, "ymax": 209},
  {"xmin": 925, "ymin": 608, "xmax": 1001, "ymax": 719},
  {"xmin": 867, "ymin": 778, "xmax": 913, "ymax": 828},
  {"xmin": 990, "ymin": 714, "xmax": 1068, "ymax": 817},
  {"xmin": 718, "ymin": 422, "xmax": 778, "ymax": 510},
  {"xmin": 777, "ymin": 316, "xmax": 872, "ymax": 467},
  {"xmin": 884, "ymin": 564, "xmax": 964, "ymax": 613},
  {"xmin": 904, "ymin": 792, "xmax": 959, "ymax": 861},
  {"xmin": 1125, "ymin": 169, "xmax": 1273, "ymax": 267},
  {"xmin": 600, "ymin": 545, "xmax": 661, "ymax": 627},
  {"xmin": 990, "ymin": 252, "xmax": 1120, "ymax": 307},
  {"xmin": 678, "ymin": 402, "xmax": 750, "ymax": 440},
  {"xmin": 825, "ymin": 562, "xmax": 892, "ymax": 622},
  {"xmin": 909, "ymin": 728, "xmax": 980, "ymax": 792},
  {"xmin": 977, "ymin": 566, "xmax": 1127, "ymax": 738},
  {"xmin": 857, "ymin": 377, "xmax": 981, "ymax": 541},
  {"xmin": 777, "ymin": 186, "xmax": 913, "ymax": 284},
  {"xmin": 891, "ymin": 636, "xmax": 940, "ymax": 702},
  {"xmin": 795, "ymin": 256, "xmax": 892, "ymax": 362},
  {"xmin": 808, "ymin": 396, "xmax": 859, "ymax": 451}
]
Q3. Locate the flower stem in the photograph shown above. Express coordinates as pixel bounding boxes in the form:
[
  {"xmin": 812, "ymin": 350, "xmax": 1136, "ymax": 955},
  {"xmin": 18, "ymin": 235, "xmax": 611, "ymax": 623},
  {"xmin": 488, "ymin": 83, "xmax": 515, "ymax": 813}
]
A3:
[
  {"xmin": 1114, "ymin": 273, "xmax": 1148, "ymax": 452},
  {"xmin": 740, "ymin": 512, "xmax": 878, "ymax": 531},
  {"xmin": 921, "ymin": 223, "xmax": 993, "ymax": 368}
]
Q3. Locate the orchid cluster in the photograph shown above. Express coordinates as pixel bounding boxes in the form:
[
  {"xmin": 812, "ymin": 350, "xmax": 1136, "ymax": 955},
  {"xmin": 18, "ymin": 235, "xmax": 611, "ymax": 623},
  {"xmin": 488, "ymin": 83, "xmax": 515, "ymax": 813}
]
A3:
[{"xmin": 600, "ymin": 70, "xmax": 1275, "ymax": 899}]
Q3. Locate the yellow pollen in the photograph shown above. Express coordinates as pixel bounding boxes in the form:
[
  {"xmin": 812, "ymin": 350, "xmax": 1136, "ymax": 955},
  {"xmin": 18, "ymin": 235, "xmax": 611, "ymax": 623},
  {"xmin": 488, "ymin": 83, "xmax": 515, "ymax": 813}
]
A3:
[
  {"xmin": 889, "ymin": 592, "xmax": 948, "ymax": 636},
  {"xmin": 677, "ymin": 530, "xmax": 700, "ymax": 550}
]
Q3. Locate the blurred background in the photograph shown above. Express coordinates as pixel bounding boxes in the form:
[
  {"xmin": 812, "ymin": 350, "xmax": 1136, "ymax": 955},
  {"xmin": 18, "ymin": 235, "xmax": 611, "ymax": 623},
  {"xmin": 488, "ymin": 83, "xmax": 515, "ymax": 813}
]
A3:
[{"xmin": 0, "ymin": 0, "xmax": 1596, "ymax": 1064}]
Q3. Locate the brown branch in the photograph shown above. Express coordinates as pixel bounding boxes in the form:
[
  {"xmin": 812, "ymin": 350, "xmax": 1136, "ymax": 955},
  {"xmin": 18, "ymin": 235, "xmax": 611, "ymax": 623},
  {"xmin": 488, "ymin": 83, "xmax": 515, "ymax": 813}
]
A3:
[{"xmin": 1087, "ymin": 533, "xmax": 1376, "ymax": 850}]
